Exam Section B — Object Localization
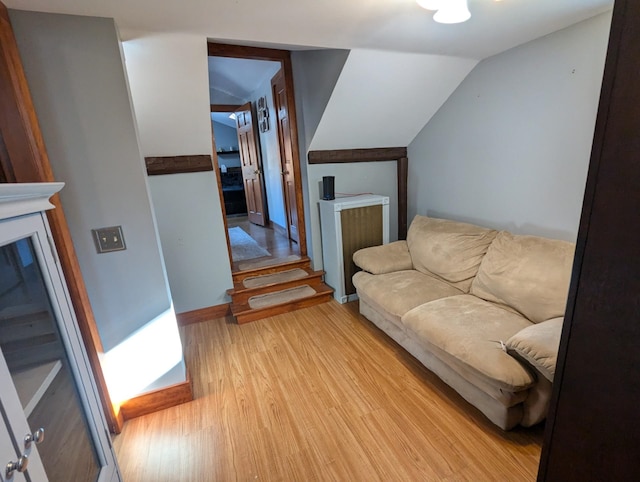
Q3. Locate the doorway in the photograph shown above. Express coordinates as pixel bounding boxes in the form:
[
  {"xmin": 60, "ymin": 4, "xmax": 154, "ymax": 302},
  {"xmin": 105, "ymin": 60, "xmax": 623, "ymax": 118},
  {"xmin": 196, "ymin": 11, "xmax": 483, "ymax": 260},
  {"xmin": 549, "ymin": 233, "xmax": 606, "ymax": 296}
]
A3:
[{"xmin": 208, "ymin": 43, "xmax": 307, "ymax": 272}]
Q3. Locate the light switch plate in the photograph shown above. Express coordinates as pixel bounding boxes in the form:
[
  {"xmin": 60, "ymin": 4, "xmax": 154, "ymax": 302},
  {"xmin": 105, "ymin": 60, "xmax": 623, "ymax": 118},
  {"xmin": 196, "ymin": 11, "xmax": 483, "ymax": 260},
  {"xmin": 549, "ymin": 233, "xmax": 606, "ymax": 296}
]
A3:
[{"xmin": 92, "ymin": 226, "xmax": 126, "ymax": 253}]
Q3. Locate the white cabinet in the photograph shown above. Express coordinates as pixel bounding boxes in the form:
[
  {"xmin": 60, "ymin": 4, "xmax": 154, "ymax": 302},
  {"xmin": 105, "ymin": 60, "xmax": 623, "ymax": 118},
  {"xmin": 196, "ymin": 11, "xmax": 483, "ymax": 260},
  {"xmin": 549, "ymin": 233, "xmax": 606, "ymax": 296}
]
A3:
[
  {"xmin": 0, "ymin": 184, "xmax": 120, "ymax": 482},
  {"xmin": 319, "ymin": 194, "xmax": 389, "ymax": 303}
]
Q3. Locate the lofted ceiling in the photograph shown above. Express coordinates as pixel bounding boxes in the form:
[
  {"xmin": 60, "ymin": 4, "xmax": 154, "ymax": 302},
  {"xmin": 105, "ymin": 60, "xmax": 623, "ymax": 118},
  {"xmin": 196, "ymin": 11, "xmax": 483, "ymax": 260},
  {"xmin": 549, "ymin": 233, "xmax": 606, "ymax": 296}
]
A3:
[
  {"xmin": 7, "ymin": 0, "xmax": 614, "ymax": 150},
  {"xmin": 209, "ymin": 57, "xmax": 281, "ymax": 104},
  {"xmin": 5, "ymin": 0, "xmax": 612, "ymax": 60}
]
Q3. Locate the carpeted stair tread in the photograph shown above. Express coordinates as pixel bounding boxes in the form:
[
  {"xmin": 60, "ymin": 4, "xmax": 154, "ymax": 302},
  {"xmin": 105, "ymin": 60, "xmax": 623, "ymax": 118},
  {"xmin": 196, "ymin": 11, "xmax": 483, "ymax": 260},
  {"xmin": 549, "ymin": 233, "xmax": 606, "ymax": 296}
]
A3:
[
  {"xmin": 248, "ymin": 285, "xmax": 316, "ymax": 310},
  {"xmin": 243, "ymin": 268, "xmax": 309, "ymax": 289},
  {"xmin": 238, "ymin": 254, "xmax": 301, "ymax": 271}
]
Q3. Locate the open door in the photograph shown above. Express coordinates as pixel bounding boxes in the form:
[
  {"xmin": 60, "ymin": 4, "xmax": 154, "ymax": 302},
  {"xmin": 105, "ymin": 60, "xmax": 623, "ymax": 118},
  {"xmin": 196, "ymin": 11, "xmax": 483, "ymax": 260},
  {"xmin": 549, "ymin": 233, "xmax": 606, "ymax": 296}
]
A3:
[
  {"xmin": 235, "ymin": 102, "xmax": 268, "ymax": 226},
  {"xmin": 271, "ymin": 69, "xmax": 299, "ymax": 243}
]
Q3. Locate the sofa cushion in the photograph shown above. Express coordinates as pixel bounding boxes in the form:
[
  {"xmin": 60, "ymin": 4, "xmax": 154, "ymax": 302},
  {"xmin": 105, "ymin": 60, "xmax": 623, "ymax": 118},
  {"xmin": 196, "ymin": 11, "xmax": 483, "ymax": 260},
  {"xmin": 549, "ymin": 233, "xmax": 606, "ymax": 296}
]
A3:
[
  {"xmin": 353, "ymin": 240, "xmax": 413, "ymax": 274},
  {"xmin": 401, "ymin": 295, "xmax": 535, "ymax": 392},
  {"xmin": 352, "ymin": 270, "xmax": 463, "ymax": 320},
  {"xmin": 506, "ymin": 317, "xmax": 563, "ymax": 382},
  {"xmin": 470, "ymin": 231, "xmax": 575, "ymax": 323},
  {"xmin": 406, "ymin": 216, "xmax": 498, "ymax": 292}
]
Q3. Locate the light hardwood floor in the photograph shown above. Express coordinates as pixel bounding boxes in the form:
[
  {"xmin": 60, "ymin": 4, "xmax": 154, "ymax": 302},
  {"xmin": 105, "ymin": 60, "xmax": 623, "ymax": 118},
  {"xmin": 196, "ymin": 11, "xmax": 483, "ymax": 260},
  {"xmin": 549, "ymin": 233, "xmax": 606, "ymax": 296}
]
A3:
[
  {"xmin": 227, "ymin": 216, "xmax": 299, "ymax": 266},
  {"xmin": 113, "ymin": 301, "xmax": 543, "ymax": 481}
]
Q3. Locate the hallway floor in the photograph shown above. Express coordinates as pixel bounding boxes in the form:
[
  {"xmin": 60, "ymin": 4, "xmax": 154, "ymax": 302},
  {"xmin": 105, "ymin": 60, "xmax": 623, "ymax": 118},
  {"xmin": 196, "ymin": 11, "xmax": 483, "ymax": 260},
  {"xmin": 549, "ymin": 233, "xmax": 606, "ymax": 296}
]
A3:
[{"xmin": 227, "ymin": 216, "xmax": 299, "ymax": 269}]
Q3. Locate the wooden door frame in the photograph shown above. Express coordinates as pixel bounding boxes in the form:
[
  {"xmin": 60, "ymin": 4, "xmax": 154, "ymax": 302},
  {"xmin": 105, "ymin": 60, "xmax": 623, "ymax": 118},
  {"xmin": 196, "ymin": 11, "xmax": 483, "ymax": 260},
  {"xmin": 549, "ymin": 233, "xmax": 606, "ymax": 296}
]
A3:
[{"xmin": 208, "ymin": 42, "xmax": 308, "ymax": 265}]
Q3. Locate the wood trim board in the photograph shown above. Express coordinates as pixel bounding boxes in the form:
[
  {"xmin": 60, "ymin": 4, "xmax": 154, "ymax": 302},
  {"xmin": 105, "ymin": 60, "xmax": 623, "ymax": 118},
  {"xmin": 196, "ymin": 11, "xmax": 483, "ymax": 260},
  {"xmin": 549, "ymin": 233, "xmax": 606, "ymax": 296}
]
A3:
[
  {"xmin": 119, "ymin": 378, "xmax": 193, "ymax": 421},
  {"xmin": 176, "ymin": 303, "xmax": 231, "ymax": 326},
  {"xmin": 211, "ymin": 104, "xmax": 241, "ymax": 113},
  {"xmin": 145, "ymin": 155, "xmax": 213, "ymax": 176},
  {"xmin": 308, "ymin": 147, "xmax": 409, "ymax": 240}
]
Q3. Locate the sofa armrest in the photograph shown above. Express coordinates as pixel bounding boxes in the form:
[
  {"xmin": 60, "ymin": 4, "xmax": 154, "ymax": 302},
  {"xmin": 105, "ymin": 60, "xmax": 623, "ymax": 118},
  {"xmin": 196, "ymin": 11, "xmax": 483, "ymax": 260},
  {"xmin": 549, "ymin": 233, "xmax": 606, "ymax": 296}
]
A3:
[
  {"xmin": 353, "ymin": 240, "xmax": 413, "ymax": 274},
  {"xmin": 505, "ymin": 317, "xmax": 563, "ymax": 382}
]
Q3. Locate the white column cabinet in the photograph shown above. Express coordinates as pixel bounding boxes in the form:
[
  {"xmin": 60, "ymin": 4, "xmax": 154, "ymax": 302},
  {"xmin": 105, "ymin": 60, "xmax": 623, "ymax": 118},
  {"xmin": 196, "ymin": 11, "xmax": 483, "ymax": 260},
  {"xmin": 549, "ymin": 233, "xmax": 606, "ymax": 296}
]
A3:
[
  {"xmin": 319, "ymin": 194, "xmax": 389, "ymax": 303},
  {"xmin": 0, "ymin": 184, "xmax": 121, "ymax": 482}
]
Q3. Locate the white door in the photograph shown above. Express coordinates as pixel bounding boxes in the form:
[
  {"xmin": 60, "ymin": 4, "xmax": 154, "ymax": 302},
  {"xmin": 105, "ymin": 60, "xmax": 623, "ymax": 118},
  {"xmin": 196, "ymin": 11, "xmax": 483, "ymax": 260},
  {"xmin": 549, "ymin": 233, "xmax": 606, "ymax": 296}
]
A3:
[{"xmin": 0, "ymin": 212, "xmax": 120, "ymax": 482}]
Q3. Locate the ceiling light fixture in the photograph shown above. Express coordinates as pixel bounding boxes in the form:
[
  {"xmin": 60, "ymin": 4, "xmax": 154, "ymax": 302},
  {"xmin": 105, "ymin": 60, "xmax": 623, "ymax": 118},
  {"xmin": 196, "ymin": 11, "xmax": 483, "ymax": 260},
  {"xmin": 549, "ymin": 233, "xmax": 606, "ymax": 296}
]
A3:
[{"xmin": 417, "ymin": 0, "xmax": 471, "ymax": 24}]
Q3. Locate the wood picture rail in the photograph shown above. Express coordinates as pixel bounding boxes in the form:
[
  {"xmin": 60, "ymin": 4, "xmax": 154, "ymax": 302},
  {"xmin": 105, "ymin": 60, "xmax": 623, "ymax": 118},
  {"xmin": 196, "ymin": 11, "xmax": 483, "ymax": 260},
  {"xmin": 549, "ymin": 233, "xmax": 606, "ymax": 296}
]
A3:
[
  {"xmin": 145, "ymin": 155, "xmax": 213, "ymax": 176},
  {"xmin": 308, "ymin": 147, "xmax": 409, "ymax": 240}
]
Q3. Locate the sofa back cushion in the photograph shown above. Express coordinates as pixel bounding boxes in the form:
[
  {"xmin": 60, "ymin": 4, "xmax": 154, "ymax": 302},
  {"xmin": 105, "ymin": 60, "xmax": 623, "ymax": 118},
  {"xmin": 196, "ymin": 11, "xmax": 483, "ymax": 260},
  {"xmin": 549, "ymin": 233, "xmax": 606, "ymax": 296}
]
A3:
[
  {"xmin": 470, "ymin": 231, "xmax": 575, "ymax": 323},
  {"xmin": 406, "ymin": 216, "xmax": 498, "ymax": 292}
]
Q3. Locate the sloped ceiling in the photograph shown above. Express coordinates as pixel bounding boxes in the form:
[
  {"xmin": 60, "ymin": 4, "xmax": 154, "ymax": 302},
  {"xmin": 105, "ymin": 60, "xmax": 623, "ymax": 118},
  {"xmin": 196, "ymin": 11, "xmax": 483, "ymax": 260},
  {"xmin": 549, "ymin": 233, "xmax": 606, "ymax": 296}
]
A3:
[
  {"xmin": 6, "ymin": 0, "xmax": 612, "ymax": 60},
  {"xmin": 6, "ymin": 0, "xmax": 613, "ymax": 151},
  {"xmin": 310, "ymin": 49, "xmax": 478, "ymax": 150},
  {"xmin": 208, "ymin": 56, "xmax": 281, "ymax": 104}
]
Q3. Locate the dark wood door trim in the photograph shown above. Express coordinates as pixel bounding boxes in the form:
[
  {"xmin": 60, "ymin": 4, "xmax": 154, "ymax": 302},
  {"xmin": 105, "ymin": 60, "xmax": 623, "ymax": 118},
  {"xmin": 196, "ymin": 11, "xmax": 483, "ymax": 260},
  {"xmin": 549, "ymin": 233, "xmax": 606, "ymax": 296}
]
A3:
[
  {"xmin": 207, "ymin": 43, "xmax": 290, "ymax": 61},
  {"xmin": 308, "ymin": 147, "xmax": 409, "ymax": 240},
  {"xmin": 208, "ymin": 42, "xmax": 308, "ymax": 262},
  {"xmin": 0, "ymin": 1, "xmax": 122, "ymax": 432},
  {"xmin": 210, "ymin": 103, "xmax": 241, "ymax": 113},
  {"xmin": 538, "ymin": 1, "xmax": 640, "ymax": 479},
  {"xmin": 145, "ymin": 154, "xmax": 213, "ymax": 175}
]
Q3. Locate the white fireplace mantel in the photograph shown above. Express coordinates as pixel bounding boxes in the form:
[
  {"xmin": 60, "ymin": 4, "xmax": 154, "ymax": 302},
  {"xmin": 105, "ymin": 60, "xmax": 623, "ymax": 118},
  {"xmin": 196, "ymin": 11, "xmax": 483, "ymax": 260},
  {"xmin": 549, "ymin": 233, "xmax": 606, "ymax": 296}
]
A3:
[{"xmin": 0, "ymin": 182, "xmax": 64, "ymax": 221}]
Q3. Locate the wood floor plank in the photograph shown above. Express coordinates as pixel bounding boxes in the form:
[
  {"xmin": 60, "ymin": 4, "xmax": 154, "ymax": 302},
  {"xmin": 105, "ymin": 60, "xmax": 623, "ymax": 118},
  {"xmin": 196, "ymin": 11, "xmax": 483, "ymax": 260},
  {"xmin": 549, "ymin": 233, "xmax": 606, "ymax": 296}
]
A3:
[{"xmin": 113, "ymin": 300, "xmax": 543, "ymax": 481}]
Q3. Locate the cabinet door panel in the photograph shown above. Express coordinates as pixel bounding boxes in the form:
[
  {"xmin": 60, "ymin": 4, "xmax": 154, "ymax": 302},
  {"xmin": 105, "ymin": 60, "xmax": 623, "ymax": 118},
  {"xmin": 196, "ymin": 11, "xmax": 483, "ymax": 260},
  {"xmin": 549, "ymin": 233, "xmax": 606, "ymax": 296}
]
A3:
[
  {"xmin": 0, "ymin": 213, "xmax": 118, "ymax": 482},
  {"xmin": 0, "ymin": 415, "xmax": 26, "ymax": 482}
]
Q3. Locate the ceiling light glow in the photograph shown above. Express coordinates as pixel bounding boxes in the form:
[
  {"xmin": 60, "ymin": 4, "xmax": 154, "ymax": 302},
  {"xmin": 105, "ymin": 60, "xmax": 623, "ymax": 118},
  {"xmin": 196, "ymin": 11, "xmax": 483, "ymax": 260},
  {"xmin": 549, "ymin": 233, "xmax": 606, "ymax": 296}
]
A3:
[{"xmin": 433, "ymin": 0, "xmax": 471, "ymax": 24}]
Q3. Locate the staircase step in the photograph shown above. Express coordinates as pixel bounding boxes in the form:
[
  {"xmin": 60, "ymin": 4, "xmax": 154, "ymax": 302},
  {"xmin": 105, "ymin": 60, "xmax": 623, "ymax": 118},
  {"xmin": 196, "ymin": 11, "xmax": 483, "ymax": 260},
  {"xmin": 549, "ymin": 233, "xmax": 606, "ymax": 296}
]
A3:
[
  {"xmin": 250, "ymin": 284, "xmax": 316, "ymax": 309},
  {"xmin": 231, "ymin": 256, "xmax": 311, "ymax": 284},
  {"xmin": 229, "ymin": 270, "xmax": 326, "ymax": 305},
  {"xmin": 236, "ymin": 254, "xmax": 302, "ymax": 272},
  {"xmin": 243, "ymin": 268, "xmax": 309, "ymax": 289},
  {"xmin": 231, "ymin": 283, "xmax": 334, "ymax": 324}
]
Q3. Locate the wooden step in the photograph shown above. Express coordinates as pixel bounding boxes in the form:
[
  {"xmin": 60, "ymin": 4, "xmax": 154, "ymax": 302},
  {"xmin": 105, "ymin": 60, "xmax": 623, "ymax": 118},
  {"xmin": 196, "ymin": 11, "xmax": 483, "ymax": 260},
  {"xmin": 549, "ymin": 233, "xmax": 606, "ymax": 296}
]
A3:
[
  {"xmin": 231, "ymin": 283, "xmax": 334, "ymax": 324},
  {"xmin": 229, "ymin": 270, "xmax": 326, "ymax": 306},
  {"xmin": 231, "ymin": 256, "xmax": 311, "ymax": 285}
]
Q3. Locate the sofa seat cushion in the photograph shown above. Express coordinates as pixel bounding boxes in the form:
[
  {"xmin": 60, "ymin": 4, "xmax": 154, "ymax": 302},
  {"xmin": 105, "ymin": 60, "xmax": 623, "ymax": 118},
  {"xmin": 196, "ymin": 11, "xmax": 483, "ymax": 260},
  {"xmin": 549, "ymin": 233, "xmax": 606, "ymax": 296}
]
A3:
[
  {"xmin": 406, "ymin": 216, "xmax": 497, "ymax": 292},
  {"xmin": 352, "ymin": 270, "xmax": 463, "ymax": 320},
  {"xmin": 401, "ymin": 295, "xmax": 535, "ymax": 392},
  {"xmin": 470, "ymin": 231, "xmax": 574, "ymax": 323}
]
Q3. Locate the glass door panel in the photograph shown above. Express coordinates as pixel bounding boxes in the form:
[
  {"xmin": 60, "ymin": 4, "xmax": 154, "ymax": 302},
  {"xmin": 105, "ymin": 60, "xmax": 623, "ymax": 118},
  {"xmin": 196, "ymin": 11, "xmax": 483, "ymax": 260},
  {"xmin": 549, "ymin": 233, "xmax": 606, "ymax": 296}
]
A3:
[{"xmin": 0, "ymin": 237, "xmax": 100, "ymax": 482}]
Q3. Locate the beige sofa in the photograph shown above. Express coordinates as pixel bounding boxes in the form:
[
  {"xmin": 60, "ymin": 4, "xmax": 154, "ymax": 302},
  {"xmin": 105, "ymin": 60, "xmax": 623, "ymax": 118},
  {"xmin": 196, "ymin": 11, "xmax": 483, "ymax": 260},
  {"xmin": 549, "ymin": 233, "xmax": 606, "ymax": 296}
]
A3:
[{"xmin": 352, "ymin": 215, "xmax": 573, "ymax": 430}]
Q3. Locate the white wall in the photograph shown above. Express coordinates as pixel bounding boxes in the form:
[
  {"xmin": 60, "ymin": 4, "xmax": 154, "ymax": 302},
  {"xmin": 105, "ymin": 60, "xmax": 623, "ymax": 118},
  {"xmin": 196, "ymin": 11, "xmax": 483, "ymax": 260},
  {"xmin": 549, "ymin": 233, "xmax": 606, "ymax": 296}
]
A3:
[
  {"xmin": 123, "ymin": 32, "xmax": 233, "ymax": 312},
  {"xmin": 408, "ymin": 13, "xmax": 611, "ymax": 242},
  {"xmin": 10, "ymin": 10, "xmax": 185, "ymax": 399},
  {"xmin": 310, "ymin": 49, "xmax": 478, "ymax": 150},
  {"xmin": 147, "ymin": 173, "xmax": 230, "ymax": 312},
  {"xmin": 291, "ymin": 49, "xmax": 348, "ymax": 266}
]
